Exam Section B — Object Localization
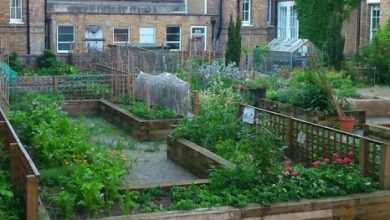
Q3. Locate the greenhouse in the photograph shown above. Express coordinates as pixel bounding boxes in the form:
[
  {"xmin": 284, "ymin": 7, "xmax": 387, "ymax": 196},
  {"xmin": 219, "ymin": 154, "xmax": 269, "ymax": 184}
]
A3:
[{"xmin": 262, "ymin": 38, "xmax": 320, "ymax": 74}]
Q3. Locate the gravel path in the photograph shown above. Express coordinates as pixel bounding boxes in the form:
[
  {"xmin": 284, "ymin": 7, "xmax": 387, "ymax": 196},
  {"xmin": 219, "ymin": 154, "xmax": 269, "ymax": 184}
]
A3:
[{"xmin": 75, "ymin": 117, "xmax": 197, "ymax": 187}]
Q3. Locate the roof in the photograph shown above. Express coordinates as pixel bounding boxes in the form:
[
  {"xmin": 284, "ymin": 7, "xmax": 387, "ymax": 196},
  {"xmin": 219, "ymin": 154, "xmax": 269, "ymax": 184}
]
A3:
[{"xmin": 267, "ymin": 38, "xmax": 309, "ymax": 53}]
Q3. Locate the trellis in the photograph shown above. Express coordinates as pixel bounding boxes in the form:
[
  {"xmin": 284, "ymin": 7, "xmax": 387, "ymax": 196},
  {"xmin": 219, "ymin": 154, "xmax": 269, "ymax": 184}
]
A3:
[{"xmin": 239, "ymin": 103, "xmax": 390, "ymax": 189}]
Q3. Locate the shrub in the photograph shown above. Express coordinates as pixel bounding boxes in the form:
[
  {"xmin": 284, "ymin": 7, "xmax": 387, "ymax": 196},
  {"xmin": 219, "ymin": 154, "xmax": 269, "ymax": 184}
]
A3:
[
  {"xmin": 360, "ymin": 19, "xmax": 390, "ymax": 84},
  {"xmin": 35, "ymin": 49, "xmax": 78, "ymax": 75}
]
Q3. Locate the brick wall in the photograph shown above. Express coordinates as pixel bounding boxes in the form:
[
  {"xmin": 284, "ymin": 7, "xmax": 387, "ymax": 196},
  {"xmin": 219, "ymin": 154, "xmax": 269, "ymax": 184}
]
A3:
[
  {"xmin": 51, "ymin": 13, "xmax": 215, "ymax": 53},
  {"xmin": 381, "ymin": 0, "xmax": 390, "ymax": 26},
  {"xmin": 0, "ymin": 0, "xmax": 45, "ymax": 55}
]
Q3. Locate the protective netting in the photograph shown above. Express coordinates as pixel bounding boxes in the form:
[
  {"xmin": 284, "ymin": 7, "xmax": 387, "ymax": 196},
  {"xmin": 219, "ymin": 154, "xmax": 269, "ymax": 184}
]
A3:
[{"xmin": 133, "ymin": 72, "xmax": 190, "ymax": 116}]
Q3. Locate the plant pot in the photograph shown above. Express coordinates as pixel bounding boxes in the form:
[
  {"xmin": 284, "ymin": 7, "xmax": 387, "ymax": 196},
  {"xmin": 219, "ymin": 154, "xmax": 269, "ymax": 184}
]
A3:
[{"xmin": 339, "ymin": 117, "xmax": 355, "ymax": 133}]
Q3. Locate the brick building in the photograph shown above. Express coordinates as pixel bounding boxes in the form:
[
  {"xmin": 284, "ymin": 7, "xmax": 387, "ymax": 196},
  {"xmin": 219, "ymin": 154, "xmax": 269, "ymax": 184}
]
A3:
[
  {"xmin": 343, "ymin": 0, "xmax": 389, "ymax": 57},
  {"xmin": 46, "ymin": 0, "xmax": 275, "ymax": 62},
  {"xmin": 0, "ymin": 0, "xmax": 45, "ymax": 55}
]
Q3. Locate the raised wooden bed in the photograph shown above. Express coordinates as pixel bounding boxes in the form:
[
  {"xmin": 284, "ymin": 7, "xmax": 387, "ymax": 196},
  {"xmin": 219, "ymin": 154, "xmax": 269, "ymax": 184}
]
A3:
[
  {"xmin": 258, "ymin": 98, "xmax": 366, "ymax": 127},
  {"xmin": 167, "ymin": 136, "xmax": 234, "ymax": 178},
  {"xmin": 123, "ymin": 136, "xmax": 390, "ymax": 219},
  {"xmin": 62, "ymin": 100, "xmax": 181, "ymax": 141},
  {"xmin": 0, "ymin": 107, "xmax": 40, "ymax": 220}
]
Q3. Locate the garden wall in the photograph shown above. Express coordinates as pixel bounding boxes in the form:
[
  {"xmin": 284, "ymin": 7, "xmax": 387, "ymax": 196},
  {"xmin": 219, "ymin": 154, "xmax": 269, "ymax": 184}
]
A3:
[
  {"xmin": 0, "ymin": 107, "xmax": 40, "ymax": 220},
  {"xmin": 166, "ymin": 136, "xmax": 234, "ymax": 178},
  {"xmin": 101, "ymin": 191, "xmax": 390, "ymax": 219},
  {"xmin": 364, "ymin": 123, "xmax": 390, "ymax": 143},
  {"xmin": 347, "ymin": 97, "xmax": 390, "ymax": 117},
  {"xmin": 62, "ymin": 100, "xmax": 181, "ymax": 141}
]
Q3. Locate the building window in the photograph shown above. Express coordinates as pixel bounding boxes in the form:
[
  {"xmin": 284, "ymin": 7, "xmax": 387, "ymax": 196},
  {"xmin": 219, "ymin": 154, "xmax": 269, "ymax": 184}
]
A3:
[
  {"xmin": 166, "ymin": 27, "xmax": 181, "ymax": 50},
  {"xmin": 10, "ymin": 0, "xmax": 22, "ymax": 23},
  {"xmin": 85, "ymin": 25, "xmax": 104, "ymax": 51},
  {"xmin": 139, "ymin": 27, "xmax": 156, "ymax": 44},
  {"xmin": 242, "ymin": 0, "xmax": 251, "ymax": 26},
  {"xmin": 277, "ymin": 1, "xmax": 299, "ymax": 39},
  {"xmin": 191, "ymin": 26, "xmax": 207, "ymax": 51},
  {"xmin": 57, "ymin": 25, "xmax": 75, "ymax": 53},
  {"xmin": 267, "ymin": 0, "xmax": 272, "ymax": 26},
  {"xmin": 113, "ymin": 27, "xmax": 130, "ymax": 44},
  {"xmin": 370, "ymin": 4, "xmax": 380, "ymax": 40}
]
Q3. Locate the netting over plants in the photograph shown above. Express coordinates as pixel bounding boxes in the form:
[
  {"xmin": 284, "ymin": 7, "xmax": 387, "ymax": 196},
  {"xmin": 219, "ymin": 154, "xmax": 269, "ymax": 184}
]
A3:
[{"xmin": 133, "ymin": 72, "xmax": 190, "ymax": 116}]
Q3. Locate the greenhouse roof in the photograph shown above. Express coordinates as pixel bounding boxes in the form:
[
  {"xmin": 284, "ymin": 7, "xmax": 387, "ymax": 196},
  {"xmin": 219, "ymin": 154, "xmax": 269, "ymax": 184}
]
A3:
[{"xmin": 267, "ymin": 38, "xmax": 309, "ymax": 53}]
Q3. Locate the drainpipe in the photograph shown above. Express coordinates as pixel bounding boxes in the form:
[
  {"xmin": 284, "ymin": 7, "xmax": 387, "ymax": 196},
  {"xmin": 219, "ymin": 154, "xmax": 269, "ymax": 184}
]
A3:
[
  {"xmin": 356, "ymin": 0, "xmax": 361, "ymax": 52},
  {"xmin": 216, "ymin": 0, "xmax": 223, "ymax": 42},
  {"xmin": 26, "ymin": 0, "xmax": 31, "ymax": 54}
]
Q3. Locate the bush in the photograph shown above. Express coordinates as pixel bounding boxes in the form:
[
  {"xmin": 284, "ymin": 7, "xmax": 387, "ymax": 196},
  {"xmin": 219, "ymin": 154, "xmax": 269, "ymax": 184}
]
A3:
[
  {"xmin": 361, "ymin": 19, "xmax": 390, "ymax": 84},
  {"xmin": 35, "ymin": 49, "xmax": 78, "ymax": 75},
  {"xmin": 7, "ymin": 51, "xmax": 27, "ymax": 74}
]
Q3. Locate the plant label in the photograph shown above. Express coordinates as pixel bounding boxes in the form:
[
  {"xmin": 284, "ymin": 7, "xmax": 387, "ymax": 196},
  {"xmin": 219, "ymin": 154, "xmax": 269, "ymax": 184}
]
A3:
[
  {"xmin": 242, "ymin": 107, "xmax": 255, "ymax": 124},
  {"xmin": 297, "ymin": 132, "xmax": 306, "ymax": 144}
]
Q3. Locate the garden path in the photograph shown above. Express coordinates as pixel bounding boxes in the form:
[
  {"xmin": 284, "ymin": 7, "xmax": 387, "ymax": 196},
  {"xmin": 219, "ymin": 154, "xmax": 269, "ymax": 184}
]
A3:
[{"xmin": 77, "ymin": 117, "xmax": 197, "ymax": 188}]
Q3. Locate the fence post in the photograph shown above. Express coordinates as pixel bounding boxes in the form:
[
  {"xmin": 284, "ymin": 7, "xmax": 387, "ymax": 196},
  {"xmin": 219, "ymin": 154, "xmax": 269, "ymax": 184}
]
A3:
[
  {"xmin": 9, "ymin": 143, "xmax": 18, "ymax": 190},
  {"xmin": 285, "ymin": 117, "xmax": 294, "ymax": 159},
  {"xmin": 193, "ymin": 91, "xmax": 200, "ymax": 116},
  {"xmin": 359, "ymin": 138, "xmax": 369, "ymax": 177},
  {"xmin": 380, "ymin": 143, "xmax": 390, "ymax": 190},
  {"xmin": 52, "ymin": 76, "xmax": 58, "ymax": 91},
  {"xmin": 26, "ymin": 175, "xmax": 39, "ymax": 220}
]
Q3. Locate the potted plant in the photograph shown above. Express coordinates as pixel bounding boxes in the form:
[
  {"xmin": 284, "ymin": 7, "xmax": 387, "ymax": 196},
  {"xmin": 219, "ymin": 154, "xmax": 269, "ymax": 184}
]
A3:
[{"xmin": 317, "ymin": 71, "xmax": 355, "ymax": 132}]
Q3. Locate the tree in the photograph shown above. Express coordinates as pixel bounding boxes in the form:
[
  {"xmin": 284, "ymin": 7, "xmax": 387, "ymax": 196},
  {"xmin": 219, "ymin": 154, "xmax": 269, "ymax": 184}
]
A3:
[
  {"xmin": 326, "ymin": 13, "xmax": 345, "ymax": 70},
  {"xmin": 295, "ymin": 0, "xmax": 357, "ymax": 70},
  {"xmin": 225, "ymin": 15, "xmax": 242, "ymax": 66}
]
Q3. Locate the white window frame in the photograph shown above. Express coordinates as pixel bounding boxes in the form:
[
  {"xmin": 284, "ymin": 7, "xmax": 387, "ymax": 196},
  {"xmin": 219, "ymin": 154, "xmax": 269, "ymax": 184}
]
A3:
[
  {"xmin": 139, "ymin": 26, "xmax": 156, "ymax": 44},
  {"xmin": 277, "ymin": 1, "xmax": 299, "ymax": 39},
  {"xmin": 113, "ymin": 26, "xmax": 130, "ymax": 44},
  {"xmin": 57, "ymin": 25, "xmax": 75, "ymax": 53},
  {"xmin": 369, "ymin": 4, "xmax": 380, "ymax": 40},
  {"xmin": 191, "ymin": 26, "xmax": 207, "ymax": 51},
  {"xmin": 165, "ymin": 26, "xmax": 181, "ymax": 51},
  {"xmin": 10, "ymin": 0, "xmax": 22, "ymax": 24},
  {"xmin": 267, "ymin": 0, "xmax": 272, "ymax": 26},
  {"xmin": 204, "ymin": 0, "xmax": 208, "ymax": 14},
  {"xmin": 242, "ymin": 0, "xmax": 251, "ymax": 26}
]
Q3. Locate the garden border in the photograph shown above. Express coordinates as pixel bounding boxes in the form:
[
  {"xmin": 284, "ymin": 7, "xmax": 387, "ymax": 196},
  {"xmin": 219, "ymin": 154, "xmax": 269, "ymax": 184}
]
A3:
[
  {"xmin": 0, "ymin": 106, "xmax": 40, "ymax": 220},
  {"xmin": 98, "ymin": 191, "xmax": 390, "ymax": 219}
]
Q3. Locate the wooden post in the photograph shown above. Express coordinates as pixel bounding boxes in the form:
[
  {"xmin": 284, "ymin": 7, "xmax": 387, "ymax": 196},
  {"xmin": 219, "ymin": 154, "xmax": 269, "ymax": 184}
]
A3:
[
  {"xmin": 285, "ymin": 117, "xmax": 294, "ymax": 159},
  {"xmin": 380, "ymin": 143, "xmax": 390, "ymax": 190},
  {"xmin": 359, "ymin": 138, "xmax": 369, "ymax": 177},
  {"xmin": 52, "ymin": 76, "xmax": 58, "ymax": 91},
  {"xmin": 26, "ymin": 175, "xmax": 39, "ymax": 220},
  {"xmin": 9, "ymin": 143, "xmax": 18, "ymax": 190},
  {"xmin": 193, "ymin": 91, "xmax": 200, "ymax": 116}
]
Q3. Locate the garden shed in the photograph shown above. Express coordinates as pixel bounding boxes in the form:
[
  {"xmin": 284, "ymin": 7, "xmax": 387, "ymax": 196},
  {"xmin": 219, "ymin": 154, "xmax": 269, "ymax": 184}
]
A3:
[{"xmin": 262, "ymin": 38, "xmax": 320, "ymax": 74}]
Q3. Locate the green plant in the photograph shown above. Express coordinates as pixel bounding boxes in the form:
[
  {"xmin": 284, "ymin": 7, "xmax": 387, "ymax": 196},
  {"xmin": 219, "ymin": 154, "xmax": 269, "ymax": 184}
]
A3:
[
  {"xmin": 35, "ymin": 49, "xmax": 79, "ymax": 76},
  {"xmin": 360, "ymin": 19, "xmax": 390, "ymax": 84},
  {"xmin": 6, "ymin": 51, "xmax": 27, "ymax": 74},
  {"xmin": 54, "ymin": 191, "xmax": 76, "ymax": 219},
  {"xmin": 144, "ymin": 142, "xmax": 160, "ymax": 153},
  {"xmin": 115, "ymin": 97, "xmax": 177, "ymax": 120},
  {"xmin": 225, "ymin": 15, "xmax": 242, "ymax": 66},
  {"xmin": 118, "ymin": 191, "xmax": 137, "ymax": 214}
]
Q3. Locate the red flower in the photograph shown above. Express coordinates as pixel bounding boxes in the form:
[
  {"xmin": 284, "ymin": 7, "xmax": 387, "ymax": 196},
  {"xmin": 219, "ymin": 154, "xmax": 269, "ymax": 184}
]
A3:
[
  {"xmin": 347, "ymin": 151, "xmax": 354, "ymax": 158},
  {"xmin": 333, "ymin": 152, "xmax": 339, "ymax": 159},
  {"xmin": 291, "ymin": 170, "xmax": 299, "ymax": 176},
  {"xmin": 323, "ymin": 157, "xmax": 331, "ymax": 163},
  {"xmin": 342, "ymin": 157, "xmax": 352, "ymax": 164},
  {"xmin": 335, "ymin": 158, "xmax": 343, "ymax": 163},
  {"xmin": 312, "ymin": 160, "xmax": 321, "ymax": 167},
  {"xmin": 284, "ymin": 160, "xmax": 292, "ymax": 167}
]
